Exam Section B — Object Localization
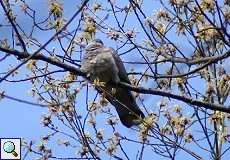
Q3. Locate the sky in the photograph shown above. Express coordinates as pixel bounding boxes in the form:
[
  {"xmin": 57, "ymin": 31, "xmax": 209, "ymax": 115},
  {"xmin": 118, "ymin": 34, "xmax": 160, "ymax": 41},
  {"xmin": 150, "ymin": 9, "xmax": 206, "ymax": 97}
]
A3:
[
  {"xmin": 0, "ymin": 0, "xmax": 229, "ymax": 160},
  {"xmin": 0, "ymin": 1, "xmax": 82, "ymax": 159}
]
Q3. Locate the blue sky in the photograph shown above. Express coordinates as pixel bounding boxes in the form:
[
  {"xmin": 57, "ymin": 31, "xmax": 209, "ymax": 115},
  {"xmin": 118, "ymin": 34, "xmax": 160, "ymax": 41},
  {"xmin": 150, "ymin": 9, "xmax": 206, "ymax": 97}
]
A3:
[
  {"xmin": 0, "ymin": 0, "xmax": 229, "ymax": 160},
  {"xmin": 0, "ymin": 0, "xmax": 204, "ymax": 159}
]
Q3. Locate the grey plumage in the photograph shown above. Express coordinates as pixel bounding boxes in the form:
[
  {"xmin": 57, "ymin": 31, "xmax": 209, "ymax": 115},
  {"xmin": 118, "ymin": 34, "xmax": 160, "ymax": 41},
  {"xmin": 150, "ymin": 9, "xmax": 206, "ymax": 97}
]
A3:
[{"xmin": 81, "ymin": 39, "xmax": 145, "ymax": 128}]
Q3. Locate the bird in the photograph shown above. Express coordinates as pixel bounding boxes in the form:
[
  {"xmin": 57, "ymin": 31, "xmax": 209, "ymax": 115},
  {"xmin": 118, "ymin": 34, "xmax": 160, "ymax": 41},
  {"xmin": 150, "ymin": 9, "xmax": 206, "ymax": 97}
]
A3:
[{"xmin": 80, "ymin": 39, "xmax": 145, "ymax": 128}]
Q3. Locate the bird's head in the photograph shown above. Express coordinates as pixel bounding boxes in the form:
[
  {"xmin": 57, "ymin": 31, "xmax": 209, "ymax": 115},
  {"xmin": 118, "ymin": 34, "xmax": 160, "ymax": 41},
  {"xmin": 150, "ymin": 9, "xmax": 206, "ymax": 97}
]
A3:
[
  {"xmin": 92, "ymin": 39, "xmax": 103, "ymax": 45},
  {"xmin": 85, "ymin": 39, "xmax": 104, "ymax": 51}
]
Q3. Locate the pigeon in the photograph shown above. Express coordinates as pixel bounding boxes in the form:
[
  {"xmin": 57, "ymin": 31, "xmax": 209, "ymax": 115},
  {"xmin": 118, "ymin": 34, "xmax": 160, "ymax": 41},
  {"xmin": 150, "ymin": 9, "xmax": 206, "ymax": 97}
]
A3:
[{"xmin": 80, "ymin": 39, "xmax": 145, "ymax": 128}]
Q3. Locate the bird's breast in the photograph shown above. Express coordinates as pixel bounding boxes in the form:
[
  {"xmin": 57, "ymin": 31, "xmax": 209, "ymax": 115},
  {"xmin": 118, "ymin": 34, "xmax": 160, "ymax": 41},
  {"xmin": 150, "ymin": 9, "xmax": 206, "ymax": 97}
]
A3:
[{"xmin": 89, "ymin": 53, "xmax": 119, "ymax": 82}]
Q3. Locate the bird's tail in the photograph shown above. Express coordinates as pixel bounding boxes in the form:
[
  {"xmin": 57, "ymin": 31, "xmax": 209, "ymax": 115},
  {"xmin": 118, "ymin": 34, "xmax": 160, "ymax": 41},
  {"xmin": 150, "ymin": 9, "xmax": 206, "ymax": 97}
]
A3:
[{"xmin": 102, "ymin": 86, "xmax": 145, "ymax": 128}]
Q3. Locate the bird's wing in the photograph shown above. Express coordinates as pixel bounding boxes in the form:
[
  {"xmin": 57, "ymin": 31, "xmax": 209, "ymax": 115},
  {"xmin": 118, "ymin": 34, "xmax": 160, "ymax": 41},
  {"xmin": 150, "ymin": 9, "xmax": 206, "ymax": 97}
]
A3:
[
  {"xmin": 101, "ymin": 47, "xmax": 145, "ymax": 127},
  {"xmin": 108, "ymin": 47, "xmax": 131, "ymax": 84}
]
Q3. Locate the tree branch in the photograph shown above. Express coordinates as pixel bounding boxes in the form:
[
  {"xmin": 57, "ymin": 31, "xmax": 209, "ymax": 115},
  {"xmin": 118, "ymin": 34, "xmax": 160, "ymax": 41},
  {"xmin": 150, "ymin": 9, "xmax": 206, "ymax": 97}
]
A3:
[
  {"xmin": 0, "ymin": 1, "xmax": 27, "ymax": 51},
  {"xmin": 0, "ymin": 46, "xmax": 85, "ymax": 77},
  {"xmin": 118, "ymin": 82, "xmax": 230, "ymax": 113},
  {"xmin": 0, "ymin": 0, "xmax": 89, "ymax": 84},
  {"xmin": 0, "ymin": 46, "xmax": 229, "ymax": 114}
]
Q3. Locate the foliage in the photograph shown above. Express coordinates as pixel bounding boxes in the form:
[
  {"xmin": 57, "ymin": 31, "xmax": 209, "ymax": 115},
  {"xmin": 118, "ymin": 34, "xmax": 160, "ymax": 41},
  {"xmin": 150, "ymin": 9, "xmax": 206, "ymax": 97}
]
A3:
[{"xmin": 0, "ymin": 0, "xmax": 229, "ymax": 159}]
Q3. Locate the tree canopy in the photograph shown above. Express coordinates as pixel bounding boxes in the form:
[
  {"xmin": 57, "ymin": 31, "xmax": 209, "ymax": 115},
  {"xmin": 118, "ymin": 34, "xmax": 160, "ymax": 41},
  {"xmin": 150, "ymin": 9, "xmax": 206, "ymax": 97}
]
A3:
[{"xmin": 0, "ymin": 0, "xmax": 229, "ymax": 159}]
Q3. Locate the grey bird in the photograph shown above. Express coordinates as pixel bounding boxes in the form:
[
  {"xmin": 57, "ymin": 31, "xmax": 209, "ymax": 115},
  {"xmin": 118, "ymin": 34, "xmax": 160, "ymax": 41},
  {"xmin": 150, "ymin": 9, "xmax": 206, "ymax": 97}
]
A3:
[{"xmin": 80, "ymin": 39, "xmax": 145, "ymax": 128}]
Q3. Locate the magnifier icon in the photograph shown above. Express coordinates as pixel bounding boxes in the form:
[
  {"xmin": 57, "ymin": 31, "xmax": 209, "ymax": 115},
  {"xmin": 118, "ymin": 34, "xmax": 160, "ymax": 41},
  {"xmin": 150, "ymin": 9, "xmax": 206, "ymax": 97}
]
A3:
[{"xmin": 3, "ymin": 141, "xmax": 18, "ymax": 157}]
